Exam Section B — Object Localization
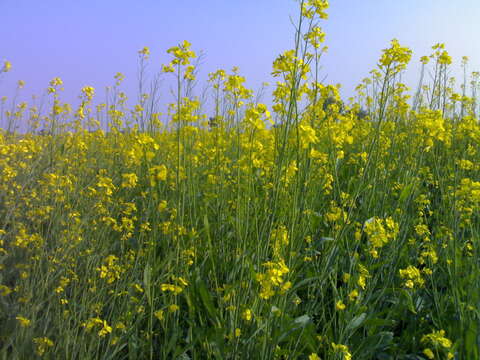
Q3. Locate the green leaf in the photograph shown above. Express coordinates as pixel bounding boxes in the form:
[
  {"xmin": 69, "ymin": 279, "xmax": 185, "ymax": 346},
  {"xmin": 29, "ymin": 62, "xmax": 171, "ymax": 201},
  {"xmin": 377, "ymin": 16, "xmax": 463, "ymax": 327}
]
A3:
[
  {"xmin": 399, "ymin": 182, "xmax": 414, "ymax": 203},
  {"xmin": 401, "ymin": 289, "xmax": 417, "ymax": 314},
  {"xmin": 274, "ymin": 312, "xmax": 317, "ymax": 352},
  {"xmin": 290, "ymin": 276, "xmax": 319, "ymax": 292},
  {"xmin": 465, "ymin": 321, "xmax": 479, "ymax": 359},
  {"xmin": 196, "ymin": 277, "xmax": 219, "ymax": 325},
  {"xmin": 294, "ymin": 314, "xmax": 311, "ymax": 326},
  {"xmin": 356, "ymin": 331, "xmax": 394, "ymax": 356},
  {"xmin": 346, "ymin": 312, "xmax": 367, "ymax": 332},
  {"xmin": 143, "ymin": 264, "xmax": 152, "ymax": 306},
  {"xmin": 176, "ymin": 352, "xmax": 192, "ymax": 360}
]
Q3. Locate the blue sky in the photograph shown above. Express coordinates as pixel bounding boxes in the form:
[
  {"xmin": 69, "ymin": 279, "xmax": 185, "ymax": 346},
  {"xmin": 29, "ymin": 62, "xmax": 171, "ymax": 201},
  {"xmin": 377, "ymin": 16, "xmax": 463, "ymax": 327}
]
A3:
[{"xmin": 1, "ymin": 0, "xmax": 480, "ymax": 114}]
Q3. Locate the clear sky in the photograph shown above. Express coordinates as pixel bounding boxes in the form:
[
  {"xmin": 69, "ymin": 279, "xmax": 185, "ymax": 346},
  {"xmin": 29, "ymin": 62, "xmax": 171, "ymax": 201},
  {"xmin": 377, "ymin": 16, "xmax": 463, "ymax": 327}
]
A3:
[{"xmin": 2, "ymin": 0, "xmax": 480, "ymax": 113}]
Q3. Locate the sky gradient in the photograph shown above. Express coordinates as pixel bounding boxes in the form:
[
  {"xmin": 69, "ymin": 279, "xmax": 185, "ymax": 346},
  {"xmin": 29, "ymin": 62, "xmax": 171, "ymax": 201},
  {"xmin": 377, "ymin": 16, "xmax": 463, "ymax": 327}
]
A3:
[{"xmin": 2, "ymin": 0, "xmax": 480, "ymax": 115}]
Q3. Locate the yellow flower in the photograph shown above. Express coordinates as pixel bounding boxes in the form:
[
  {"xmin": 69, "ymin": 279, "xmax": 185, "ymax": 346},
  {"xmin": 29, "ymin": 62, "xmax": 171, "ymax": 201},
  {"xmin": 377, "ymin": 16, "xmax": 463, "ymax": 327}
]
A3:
[
  {"xmin": 81, "ymin": 86, "xmax": 95, "ymax": 101},
  {"xmin": 161, "ymin": 283, "xmax": 183, "ymax": 294},
  {"xmin": 309, "ymin": 354, "xmax": 321, "ymax": 360},
  {"xmin": 304, "ymin": 26, "xmax": 326, "ymax": 49},
  {"xmin": 162, "ymin": 64, "xmax": 175, "ymax": 73},
  {"xmin": 336, "ymin": 300, "xmax": 346, "ymax": 311},
  {"xmin": 357, "ymin": 275, "xmax": 366, "ymax": 290},
  {"xmin": 132, "ymin": 283, "xmax": 144, "ymax": 293},
  {"xmin": 33, "ymin": 337, "xmax": 54, "ymax": 356},
  {"xmin": 96, "ymin": 255, "xmax": 122, "ymax": 284},
  {"xmin": 423, "ymin": 348, "xmax": 434, "ymax": 359},
  {"xmin": 49, "ymin": 77, "xmax": 63, "ymax": 87},
  {"xmin": 82, "ymin": 317, "xmax": 112, "ymax": 337},
  {"xmin": 331, "ymin": 343, "xmax": 352, "ymax": 360},
  {"xmin": 98, "ymin": 321, "xmax": 112, "ymax": 337},
  {"xmin": 299, "ymin": 122, "xmax": 318, "ymax": 148},
  {"xmin": 348, "ymin": 289, "xmax": 359, "ymax": 302},
  {"xmin": 421, "ymin": 329, "xmax": 452, "ymax": 348},
  {"xmin": 150, "ymin": 164, "xmax": 168, "ymax": 183},
  {"xmin": 242, "ymin": 309, "xmax": 253, "ymax": 321},
  {"xmin": 184, "ymin": 65, "xmax": 196, "ymax": 80},
  {"xmin": 16, "ymin": 316, "xmax": 31, "ymax": 327},
  {"xmin": 158, "ymin": 200, "xmax": 168, "ymax": 211},
  {"xmin": 2, "ymin": 60, "xmax": 11, "ymax": 72},
  {"xmin": 154, "ymin": 310, "xmax": 164, "ymax": 321},
  {"xmin": 138, "ymin": 46, "xmax": 150, "ymax": 57},
  {"xmin": 176, "ymin": 277, "xmax": 189, "ymax": 287},
  {"xmin": 399, "ymin": 265, "xmax": 425, "ymax": 289},
  {"xmin": 420, "ymin": 56, "xmax": 430, "ymax": 64},
  {"xmin": 121, "ymin": 173, "xmax": 138, "ymax": 188},
  {"xmin": 438, "ymin": 50, "xmax": 452, "ymax": 65},
  {"xmin": 0, "ymin": 285, "xmax": 12, "ymax": 296},
  {"xmin": 114, "ymin": 72, "xmax": 125, "ymax": 84},
  {"xmin": 379, "ymin": 39, "xmax": 412, "ymax": 72},
  {"xmin": 166, "ymin": 40, "xmax": 196, "ymax": 65},
  {"xmin": 168, "ymin": 304, "xmax": 180, "ymax": 313}
]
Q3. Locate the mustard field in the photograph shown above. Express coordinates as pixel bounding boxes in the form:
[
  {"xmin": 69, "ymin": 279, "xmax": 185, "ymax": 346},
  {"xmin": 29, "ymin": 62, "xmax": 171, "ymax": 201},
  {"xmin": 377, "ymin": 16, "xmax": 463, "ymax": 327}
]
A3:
[{"xmin": 0, "ymin": 1, "xmax": 479, "ymax": 359}]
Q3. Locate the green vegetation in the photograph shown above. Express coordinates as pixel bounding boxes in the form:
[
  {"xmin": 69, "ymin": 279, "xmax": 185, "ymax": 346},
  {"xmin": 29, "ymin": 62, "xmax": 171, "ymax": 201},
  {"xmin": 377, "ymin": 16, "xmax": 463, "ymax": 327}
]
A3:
[{"xmin": 0, "ymin": 1, "xmax": 479, "ymax": 358}]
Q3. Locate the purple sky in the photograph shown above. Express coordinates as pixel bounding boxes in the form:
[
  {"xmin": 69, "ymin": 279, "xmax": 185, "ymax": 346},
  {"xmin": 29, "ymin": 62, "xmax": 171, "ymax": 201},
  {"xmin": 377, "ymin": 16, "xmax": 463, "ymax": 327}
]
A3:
[{"xmin": 2, "ymin": 0, "xmax": 480, "ymax": 121}]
